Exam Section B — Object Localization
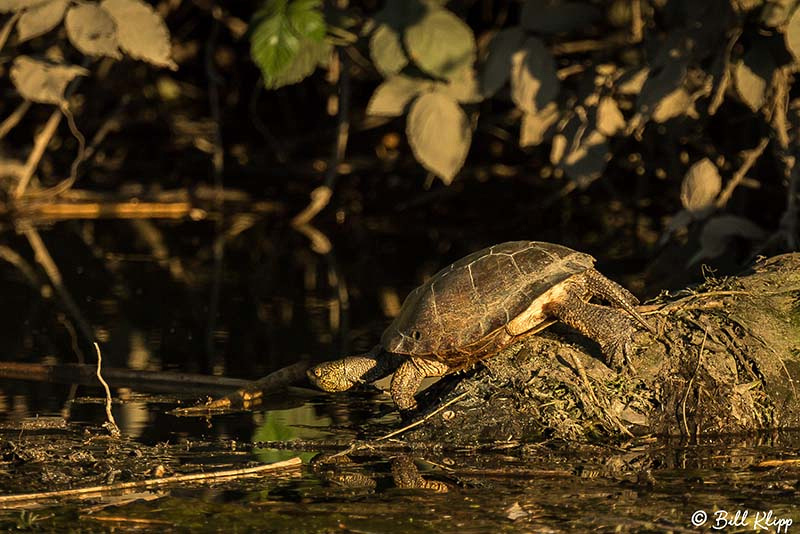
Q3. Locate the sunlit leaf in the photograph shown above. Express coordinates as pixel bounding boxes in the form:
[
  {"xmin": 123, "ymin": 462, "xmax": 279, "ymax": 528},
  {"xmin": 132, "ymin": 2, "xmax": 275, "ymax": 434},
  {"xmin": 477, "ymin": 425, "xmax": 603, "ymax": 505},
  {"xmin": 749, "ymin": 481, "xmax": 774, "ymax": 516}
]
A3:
[
  {"xmin": 681, "ymin": 158, "xmax": 721, "ymax": 214},
  {"xmin": 788, "ymin": 8, "xmax": 800, "ymax": 63},
  {"xmin": 406, "ymin": 91, "xmax": 471, "ymax": 184},
  {"xmin": 101, "ymin": 0, "xmax": 175, "ymax": 68},
  {"xmin": 65, "ymin": 3, "xmax": 121, "ymax": 59},
  {"xmin": 250, "ymin": 0, "xmax": 329, "ymax": 88},
  {"xmin": 689, "ymin": 215, "xmax": 765, "ymax": 264},
  {"xmin": 0, "ymin": 0, "xmax": 49, "ymax": 13},
  {"xmin": 480, "ymin": 26, "xmax": 525, "ymax": 98},
  {"xmin": 521, "ymin": 0, "xmax": 601, "ymax": 34},
  {"xmin": 636, "ymin": 60, "xmax": 686, "ymax": 115},
  {"xmin": 439, "ymin": 67, "xmax": 483, "ymax": 103},
  {"xmin": 510, "ymin": 37, "xmax": 559, "ymax": 114},
  {"xmin": 10, "ymin": 55, "xmax": 87, "ymax": 104},
  {"xmin": 520, "ymin": 102, "xmax": 559, "ymax": 147},
  {"xmin": 651, "ymin": 87, "xmax": 692, "ymax": 123},
  {"xmin": 404, "ymin": 7, "xmax": 476, "ymax": 80},
  {"xmin": 596, "ymin": 97, "xmax": 625, "ymax": 136},
  {"xmin": 560, "ymin": 129, "xmax": 609, "ymax": 187},
  {"xmin": 616, "ymin": 68, "xmax": 649, "ymax": 95},
  {"xmin": 16, "ymin": 0, "xmax": 68, "ymax": 42},
  {"xmin": 367, "ymin": 75, "xmax": 433, "ymax": 116},
  {"xmin": 369, "ymin": 24, "xmax": 408, "ymax": 77},
  {"xmin": 734, "ymin": 43, "xmax": 774, "ymax": 112}
]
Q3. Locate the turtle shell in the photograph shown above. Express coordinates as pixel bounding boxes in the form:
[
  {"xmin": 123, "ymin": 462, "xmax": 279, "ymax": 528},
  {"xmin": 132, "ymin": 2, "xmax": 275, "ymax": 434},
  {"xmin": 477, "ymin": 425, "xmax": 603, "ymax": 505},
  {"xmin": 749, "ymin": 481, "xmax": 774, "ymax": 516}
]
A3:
[{"xmin": 381, "ymin": 241, "xmax": 594, "ymax": 366}]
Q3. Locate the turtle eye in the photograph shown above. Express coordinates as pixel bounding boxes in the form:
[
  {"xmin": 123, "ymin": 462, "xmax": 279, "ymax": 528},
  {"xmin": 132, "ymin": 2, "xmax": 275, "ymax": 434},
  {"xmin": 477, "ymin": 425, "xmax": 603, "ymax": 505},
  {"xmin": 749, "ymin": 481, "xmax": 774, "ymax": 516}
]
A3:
[{"xmin": 411, "ymin": 330, "xmax": 422, "ymax": 341}]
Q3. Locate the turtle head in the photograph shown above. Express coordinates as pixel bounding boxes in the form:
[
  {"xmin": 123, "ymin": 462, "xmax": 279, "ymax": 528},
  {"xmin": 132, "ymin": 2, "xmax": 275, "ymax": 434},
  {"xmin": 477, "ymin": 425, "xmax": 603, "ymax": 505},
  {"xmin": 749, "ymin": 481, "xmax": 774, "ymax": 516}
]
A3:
[
  {"xmin": 381, "ymin": 285, "xmax": 444, "ymax": 356},
  {"xmin": 307, "ymin": 360, "xmax": 357, "ymax": 392}
]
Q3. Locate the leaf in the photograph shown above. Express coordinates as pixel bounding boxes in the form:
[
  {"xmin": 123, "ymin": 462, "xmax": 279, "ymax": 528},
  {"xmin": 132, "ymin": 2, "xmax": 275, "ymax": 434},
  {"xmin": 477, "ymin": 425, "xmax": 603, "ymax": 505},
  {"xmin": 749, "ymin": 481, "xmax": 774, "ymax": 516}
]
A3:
[
  {"xmin": 521, "ymin": 0, "xmax": 601, "ymax": 34},
  {"xmin": 479, "ymin": 26, "xmax": 525, "ymax": 98},
  {"xmin": 550, "ymin": 133, "xmax": 567, "ymax": 164},
  {"xmin": 510, "ymin": 37, "xmax": 559, "ymax": 114},
  {"xmin": 16, "ymin": 0, "xmax": 68, "ymax": 42},
  {"xmin": 367, "ymin": 75, "xmax": 433, "ymax": 116},
  {"xmin": 596, "ymin": 97, "xmax": 625, "ymax": 136},
  {"xmin": 439, "ymin": 67, "xmax": 483, "ymax": 103},
  {"xmin": 520, "ymin": 102, "xmax": 559, "ymax": 147},
  {"xmin": 636, "ymin": 60, "xmax": 686, "ymax": 114},
  {"xmin": 404, "ymin": 7, "xmax": 476, "ymax": 80},
  {"xmin": 369, "ymin": 24, "xmax": 408, "ymax": 77},
  {"xmin": 616, "ymin": 68, "xmax": 649, "ymax": 95},
  {"xmin": 0, "ymin": 0, "xmax": 48, "ymax": 13},
  {"xmin": 65, "ymin": 4, "xmax": 121, "ymax": 59},
  {"xmin": 681, "ymin": 158, "xmax": 721, "ymax": 214},
  {"xmin": 560, "ymin": 129, "xmax": 609, "ymax": 187},
  {"xmin": 101, "ymin": 0, "xmax": 176, "ymax": 69},
  {"xmin": 689, "ymin": 215, "xmax": 765, "ymax": 264},
  {"xmin": 249, "ymin": 0, "xmax": 328, "ymax": 89},
  {"xmin": 785, "ymin": 6, "xmax": 800, "ymax": 59},
  {"xmin": 10, "ymin": 56, "xmax": 87, "ymax": 104},
  {"xmin": 406, "ymin": 91, "xmax": 471, "ymax": 184},
  {"xmin": 734, "ymin": 43, "xmax": 774, "ymax": 112},
  {"xmin": 651, "ymin": 87, "xmax": 692, "ymax": 123}
]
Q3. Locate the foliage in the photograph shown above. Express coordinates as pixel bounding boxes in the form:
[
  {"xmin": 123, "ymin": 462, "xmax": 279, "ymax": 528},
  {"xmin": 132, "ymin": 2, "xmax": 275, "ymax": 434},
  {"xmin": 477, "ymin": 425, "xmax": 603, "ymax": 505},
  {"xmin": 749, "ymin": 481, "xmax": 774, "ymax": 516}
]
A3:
[
  {"xmin": 3, "ymin": 0, "xmax": 174, "ymax": 105},
  {"xmin": 241, "ymin": 0, "xmax": 800, "ymax": 262}
]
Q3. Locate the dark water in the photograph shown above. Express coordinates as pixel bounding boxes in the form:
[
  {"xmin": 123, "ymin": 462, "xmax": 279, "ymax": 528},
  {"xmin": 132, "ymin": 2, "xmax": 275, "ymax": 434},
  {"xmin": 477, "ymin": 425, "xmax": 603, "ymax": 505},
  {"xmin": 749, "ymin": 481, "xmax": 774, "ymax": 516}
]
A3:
[{"xmin": 0, "ymin": 221, "xmax": 798, "ymax": 532}]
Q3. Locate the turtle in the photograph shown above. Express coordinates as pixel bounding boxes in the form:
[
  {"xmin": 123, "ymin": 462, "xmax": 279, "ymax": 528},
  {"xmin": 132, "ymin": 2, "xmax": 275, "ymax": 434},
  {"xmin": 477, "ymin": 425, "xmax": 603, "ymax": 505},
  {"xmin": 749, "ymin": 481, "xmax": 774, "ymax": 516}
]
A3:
[{"xmin": 307, "ymin": 241, "xmax": 655, "ymax": 414}]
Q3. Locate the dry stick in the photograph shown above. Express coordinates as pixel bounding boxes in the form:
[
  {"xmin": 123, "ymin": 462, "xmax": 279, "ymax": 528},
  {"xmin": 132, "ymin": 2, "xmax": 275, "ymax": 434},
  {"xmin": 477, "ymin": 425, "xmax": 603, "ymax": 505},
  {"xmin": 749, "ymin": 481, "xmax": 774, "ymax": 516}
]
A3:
[
  {"xmin": 94, "ymin": 343, "xmax": 120, "ymax": 437},
  {"xmin": 716, "ymin": 138, "xmax": 769, "ymax": 208},
  {"xmin": 0, "ymin": 12, "xmax": 20, "ymax": 52},
  {"xmin": 20, "ymin": 224, "xmax": 95, "ymax": 344},
  {"xmin": 14, "ymin": 109, "xmax": 63, "ymax": 198},
  {"xmin": 292, "ymin": 50, "xmax": 351, "ymax": 228},
  {"xmin": 0, "ymin": 457, "xmax": 302, "ymax": 505},
  {"xmin": 0, "ymin": 361, "xmax": 251, "ymax": 391},
  {"xmin": 330, "ymin": 392, "xmax": 470, "ymax": 459},
  {"xmin": 0, "ymin": 100, "xmax": 31, "ymax": 140},
  {"xmin": 171, "ymin": 360, "xmax": 310, "ymax": 415}
]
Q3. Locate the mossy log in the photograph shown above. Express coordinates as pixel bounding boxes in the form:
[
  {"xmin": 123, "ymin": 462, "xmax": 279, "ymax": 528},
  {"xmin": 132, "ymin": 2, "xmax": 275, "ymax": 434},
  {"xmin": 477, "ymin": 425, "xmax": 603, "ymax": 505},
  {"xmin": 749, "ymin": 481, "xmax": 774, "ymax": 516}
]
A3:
[{"xmin": 408, "ymin": 253, "xmax": 800, "ymax": 443}]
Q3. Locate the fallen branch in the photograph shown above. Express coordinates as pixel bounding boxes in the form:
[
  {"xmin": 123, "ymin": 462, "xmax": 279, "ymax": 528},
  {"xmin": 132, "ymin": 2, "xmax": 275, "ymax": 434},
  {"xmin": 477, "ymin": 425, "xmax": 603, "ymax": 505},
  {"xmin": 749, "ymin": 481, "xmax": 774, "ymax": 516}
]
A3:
[
  {"xmin": 171, "ymin": 360, "xmax": 311, "ymax": 415},
  {"xmin": 0, "ymin": 457, "xmax": 302, "ymax": 506}
]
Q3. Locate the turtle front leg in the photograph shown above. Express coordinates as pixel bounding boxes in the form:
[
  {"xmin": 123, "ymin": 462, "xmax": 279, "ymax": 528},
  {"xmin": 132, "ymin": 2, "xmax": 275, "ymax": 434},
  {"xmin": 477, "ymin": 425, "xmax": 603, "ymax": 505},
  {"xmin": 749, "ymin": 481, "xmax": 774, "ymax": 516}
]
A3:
[
  {"xmin": 390, "ymin": 357, "xmax": 450, "ymax": 413},
  {"xmin": 581, "ymin": 269, "xmax": 656, "ymax": 334},
  {"xmin": 544, "ymin": 283, "xmax": 643, "ymax": 368}
]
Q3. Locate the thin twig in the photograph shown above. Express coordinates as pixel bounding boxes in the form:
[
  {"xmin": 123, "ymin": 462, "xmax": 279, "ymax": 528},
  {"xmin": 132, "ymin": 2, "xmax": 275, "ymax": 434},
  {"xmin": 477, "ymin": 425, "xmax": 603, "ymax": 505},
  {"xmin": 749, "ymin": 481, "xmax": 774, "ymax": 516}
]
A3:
[
  {"xmin": 331, "ymin": 392, "xmax": 470, "ymax": 459},
  {"xmin": 716, "ymin": 138, "xmax": 769, "ymax": 208},
  {"xmin": 291, "ymin": 49, "xmax": 351, "ymax": 228},
  {"xmin": 15, "ymin": 109, "xmax": 63, "ymax": 198},
  {"xmin": 0, "ymin": 12, "xmax": 20, "ymax": 52},
  {"xmin": 681, "ymin": 328, "xmax": 707, "ymax": 437},
  {"xmin": 0, "ymin": 100, "xmax": 31, "ymax": 140},
  {"xmin": 20, "ymin": 224, "xmax": 95, "ymax": 346},
  {"xmin": 94, "ymin": 343, "xmax": 120, "ymax": 437},
  {"xmin": 0, "ymin": 458, "xmax": 302, "ymax": 505}
]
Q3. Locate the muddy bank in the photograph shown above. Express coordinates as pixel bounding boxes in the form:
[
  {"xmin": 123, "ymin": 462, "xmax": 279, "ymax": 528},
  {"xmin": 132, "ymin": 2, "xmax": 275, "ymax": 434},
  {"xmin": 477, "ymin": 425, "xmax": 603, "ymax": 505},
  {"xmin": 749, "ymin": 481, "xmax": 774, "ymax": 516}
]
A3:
[{"xmin": 402, "ymin": 254, "xmax": 800, "ymax": 444}]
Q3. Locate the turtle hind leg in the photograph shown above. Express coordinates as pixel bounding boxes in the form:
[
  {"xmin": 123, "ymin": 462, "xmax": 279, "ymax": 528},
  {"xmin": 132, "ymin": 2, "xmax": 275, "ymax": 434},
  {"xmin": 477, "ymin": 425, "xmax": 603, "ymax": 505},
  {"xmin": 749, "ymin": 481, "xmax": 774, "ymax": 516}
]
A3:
[
  {"xmin": 582, "ymin": 269, "xmax": 656, "ymax": 334},
  {"xmin": 389, "ymin": 357, "xmax": 449, "ymax": 414},
  {"xmin": 544, "ymin": 284, "xmax": 640, "ymax": 369}
]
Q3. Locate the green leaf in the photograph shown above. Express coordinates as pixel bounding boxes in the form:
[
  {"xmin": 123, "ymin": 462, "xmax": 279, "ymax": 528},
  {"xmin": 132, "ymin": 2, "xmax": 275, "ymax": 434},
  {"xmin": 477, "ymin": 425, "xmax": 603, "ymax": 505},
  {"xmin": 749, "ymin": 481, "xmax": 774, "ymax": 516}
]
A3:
[
  {"xmin": 370, "ymin": 24, "xmax": 408, "ymax": 77},
  {"xmin": 406, "ymin": 91, "xmax": 471, "ymax": 184},
  {"xmin": 404, "ymin": 7, "xmax": 476, "ymax": 80},
  {"xmin": 250, "ymin": 0, "xmax": 328, "ymax": 89}
]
